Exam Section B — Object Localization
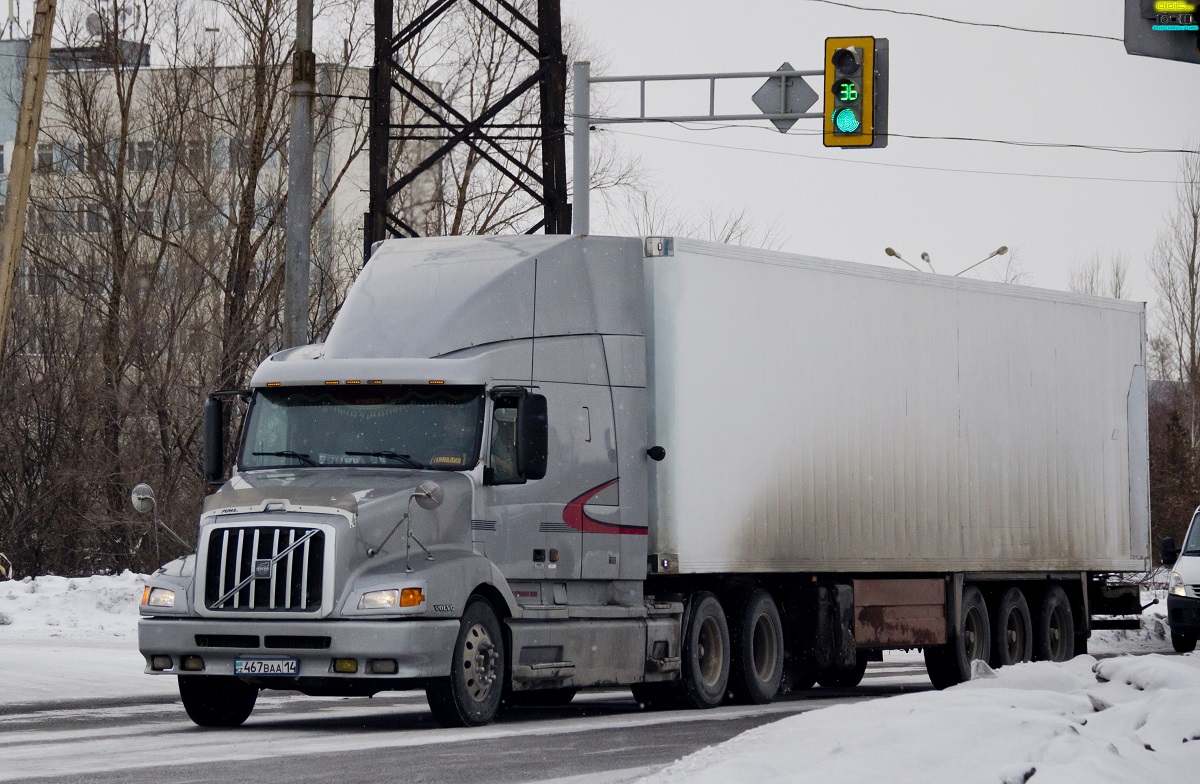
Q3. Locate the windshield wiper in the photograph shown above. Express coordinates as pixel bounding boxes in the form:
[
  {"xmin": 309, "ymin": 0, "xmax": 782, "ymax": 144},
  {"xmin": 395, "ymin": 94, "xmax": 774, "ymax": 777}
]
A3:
[
  {"xmin": 345, "ymin": 450, "xmax": 423, "ymax": 469},
  {"xmin": 252, "ymin": 450, "xmax": 318, "ymax": 467}
]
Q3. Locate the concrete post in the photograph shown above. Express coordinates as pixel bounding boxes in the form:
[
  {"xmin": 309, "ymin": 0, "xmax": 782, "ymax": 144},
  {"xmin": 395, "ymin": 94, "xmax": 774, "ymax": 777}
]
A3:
[
  {"xmin": 571, "ymin": 60, "xmax": 590, "ymax": 235},
  {"xmin": 284, "ymin": 0, "xmax": 315, "ymax": 347}
]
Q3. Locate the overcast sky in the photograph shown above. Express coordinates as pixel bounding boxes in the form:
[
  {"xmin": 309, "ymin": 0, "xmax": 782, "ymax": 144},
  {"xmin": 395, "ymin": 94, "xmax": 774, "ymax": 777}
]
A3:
[{"xmin": 562, "ymin": 0, "xmax": 1200, "ymax": 313}]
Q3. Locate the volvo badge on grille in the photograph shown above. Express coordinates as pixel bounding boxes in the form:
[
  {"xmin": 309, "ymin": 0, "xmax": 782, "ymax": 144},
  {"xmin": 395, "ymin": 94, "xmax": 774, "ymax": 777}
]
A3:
[{"xmin": 254, "ymin": 559, "xmax": 273, "ymax": 579}]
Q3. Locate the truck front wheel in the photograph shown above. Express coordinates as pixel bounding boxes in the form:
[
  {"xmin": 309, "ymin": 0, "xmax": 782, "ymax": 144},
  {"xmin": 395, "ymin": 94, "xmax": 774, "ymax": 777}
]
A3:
[
  {"xmin": 178, "ymin": 675, "xmax": 258, "ymax": 727},
  {"xmin": 679, "ymin": 592, "xmax": 731, "ymax": 708},
  {"xmin": 426, "ymin": 597, "xmax": 506, "ymax": 727}
]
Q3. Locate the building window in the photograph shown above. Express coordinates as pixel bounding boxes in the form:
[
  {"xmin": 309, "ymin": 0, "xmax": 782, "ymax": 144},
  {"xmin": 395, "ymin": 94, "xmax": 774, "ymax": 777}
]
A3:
[{"xmin": 36, "ymin": 143, "xmax": 54, "ymax": 172}]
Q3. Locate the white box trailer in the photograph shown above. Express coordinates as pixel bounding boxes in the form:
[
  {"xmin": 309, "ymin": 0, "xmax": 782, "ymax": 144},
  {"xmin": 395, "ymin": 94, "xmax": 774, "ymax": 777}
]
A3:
[
  {"xmin": 645, "ymin": 239, "xmax": 1149, "ymax": 575},
  {"xmin": 139, "ymin": 235, "xmax": 1151, "ymax": 728}
]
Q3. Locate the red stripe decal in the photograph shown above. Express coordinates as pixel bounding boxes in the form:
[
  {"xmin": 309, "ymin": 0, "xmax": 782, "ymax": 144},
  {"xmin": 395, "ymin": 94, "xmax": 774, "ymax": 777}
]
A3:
[{"xmin": 562, "ymin": 478, "xmax": 647, "ymax": 535}]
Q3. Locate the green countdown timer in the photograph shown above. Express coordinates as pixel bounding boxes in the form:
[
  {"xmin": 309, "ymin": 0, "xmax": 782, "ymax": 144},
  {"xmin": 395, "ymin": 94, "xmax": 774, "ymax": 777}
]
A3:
[{"xmin": 833, "ymin": 79, "xmax": 859, "ymax": 102}]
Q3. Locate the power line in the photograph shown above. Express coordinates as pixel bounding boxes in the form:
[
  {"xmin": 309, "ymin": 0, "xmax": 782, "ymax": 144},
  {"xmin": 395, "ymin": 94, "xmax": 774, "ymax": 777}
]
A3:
[
  {"xmin": 798, "ymin": 0, "xmax": 1122, "ymax": 43},
  {"xmin": 581, "ymin": 114, "xmax": 1200, "ymax": 157},
  {"xmin": 602, "ymin": 127, "xmax": 1184, "ymax": 185}
]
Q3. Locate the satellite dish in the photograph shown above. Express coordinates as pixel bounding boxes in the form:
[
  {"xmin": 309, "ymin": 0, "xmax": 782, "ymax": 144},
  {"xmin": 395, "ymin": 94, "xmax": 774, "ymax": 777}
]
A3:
[
  {"xmin": 131, "ymin": 483, "xmax": 156, "ymax": 514},
  {"xmin": 118, "ymin": 4, "xmax": 139, "ymax": 32},
  {"xmin": 85, "ymin": 12, "xmax": 102, "ymax": 37}
]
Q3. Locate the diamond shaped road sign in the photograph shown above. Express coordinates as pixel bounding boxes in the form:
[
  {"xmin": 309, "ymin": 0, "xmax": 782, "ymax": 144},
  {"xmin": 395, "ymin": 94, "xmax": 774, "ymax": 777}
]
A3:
[{"xmin": 752, "ymin": 62, "xmax": 819, "ymax": 133}]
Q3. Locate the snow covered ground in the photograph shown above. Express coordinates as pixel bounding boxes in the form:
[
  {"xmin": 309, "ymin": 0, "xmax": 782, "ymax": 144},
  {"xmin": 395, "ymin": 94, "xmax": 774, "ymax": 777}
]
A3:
[{"xmin": 2, "ymin": 573, "xmax": 1198, "ymax": 782}]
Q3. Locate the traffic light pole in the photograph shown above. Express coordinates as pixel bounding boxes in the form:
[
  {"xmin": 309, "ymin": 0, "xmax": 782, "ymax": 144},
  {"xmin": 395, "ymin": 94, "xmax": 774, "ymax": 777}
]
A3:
[{"xmin": 570, "ymin": 62, "xmax": 823, "ymax": 235}]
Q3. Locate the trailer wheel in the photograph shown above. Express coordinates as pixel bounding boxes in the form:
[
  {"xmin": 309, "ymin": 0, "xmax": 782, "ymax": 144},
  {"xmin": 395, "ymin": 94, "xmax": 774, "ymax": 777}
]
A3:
[
  {"xmin": 924, "ymin": 585, "xmax": 991, "ymax": 689},
  {"xmin": 815, "ymin": 651, "xmax": 869, "ymax": 688},
  {"xmin": 1034, "ymin": 585, "xmax": 1075, "ymax": 663},
  {"xmin": 729, "ymin": 590, "xmax": 784, "ymax": 704},
  {"xmin": 991, "ymin": 586, "xmax": 1033, "ymax": 667},
  {"xmin": 178, "ymin": 675, "xmax": 258, "ymax": 727},
  {"xmin": 679, "ymin": 592, "xmax": 730, "ymax": 708},
  {"xmin": 1171, "ymin": 631, "xmax": 1197, "ymax": 654},
  {"xmin": 426, "ymin": 597, "xmax": 506, "ymax": 727}
]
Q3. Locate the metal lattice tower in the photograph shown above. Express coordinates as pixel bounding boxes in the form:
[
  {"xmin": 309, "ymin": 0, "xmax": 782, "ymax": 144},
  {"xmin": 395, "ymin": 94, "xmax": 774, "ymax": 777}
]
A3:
[{"xmin": 365, "ymin": 0, "xmax": 568, "ymax": 260}]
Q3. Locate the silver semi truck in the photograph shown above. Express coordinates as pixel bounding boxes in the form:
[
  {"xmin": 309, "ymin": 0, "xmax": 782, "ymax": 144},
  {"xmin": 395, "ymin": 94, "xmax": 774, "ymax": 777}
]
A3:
[{"xmin": 138, "ymin": 235, "xmax": 1151, "ymax": 727}]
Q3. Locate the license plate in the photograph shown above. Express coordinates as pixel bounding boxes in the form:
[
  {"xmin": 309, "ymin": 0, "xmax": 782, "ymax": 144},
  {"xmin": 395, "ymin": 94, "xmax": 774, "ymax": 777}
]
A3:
[{"xmin": 234, "ymin": 657, "xmax": 298, "ymax": 676}]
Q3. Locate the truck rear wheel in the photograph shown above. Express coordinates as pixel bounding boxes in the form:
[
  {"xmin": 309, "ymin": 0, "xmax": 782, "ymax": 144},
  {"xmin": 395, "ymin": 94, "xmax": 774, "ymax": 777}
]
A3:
[
  {"xmin": 178, "ymin": 675, "xmax": 258, "ymax": 727},
  {"xmin": 1172, "ymin": 631, "xmax": 1198, "ymax": 653},
  {"xmin": 729, "ymin": 590, "xmax": 784, "ymax": 704},
  {"xmin": 991, "ymin": 586, "xmax": 1033, "ymax": 667},
  {"xmin": 1034, "ymin": 585, "xmax": 1075, "ymax": 663},
  {"xmin": 426, "ymin": 597, "xmax": 506, "ymax": 727},
  {"xmin": 924, "ymin": 585, "xmax": 990, "ymax": 689},
  {"xmin": 679, "ymin": 592, "xmax": 730, "ymax": 708}
]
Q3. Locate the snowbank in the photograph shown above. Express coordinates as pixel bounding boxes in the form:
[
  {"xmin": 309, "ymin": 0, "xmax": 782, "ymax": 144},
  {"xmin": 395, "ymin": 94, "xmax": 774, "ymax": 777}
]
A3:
[
  {"xmin": 0, "ymin": 572, "xmax": 176, "ymax": 705},
  {"xmin": 639, "ymin": 654, "xmax": 1200, "ymax": 784}
]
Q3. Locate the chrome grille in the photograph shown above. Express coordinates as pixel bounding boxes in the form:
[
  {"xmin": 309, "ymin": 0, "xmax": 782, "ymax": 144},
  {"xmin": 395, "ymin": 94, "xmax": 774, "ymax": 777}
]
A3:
[{"xmin": 204, "ymin": 525, "xmax": 326, "ymax": 612}]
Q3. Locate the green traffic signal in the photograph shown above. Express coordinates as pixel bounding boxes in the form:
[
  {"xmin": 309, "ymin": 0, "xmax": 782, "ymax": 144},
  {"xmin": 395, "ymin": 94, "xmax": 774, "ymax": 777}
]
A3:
[{"xmin": 832, "ymin": 108, "xmax": 861, "ymax": 133}]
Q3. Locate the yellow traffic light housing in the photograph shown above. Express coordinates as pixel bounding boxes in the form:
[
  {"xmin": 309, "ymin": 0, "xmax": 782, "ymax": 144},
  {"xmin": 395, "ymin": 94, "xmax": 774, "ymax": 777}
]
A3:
[{"xmin": 823, "ymin": 36, "xmax": 888, "ymax": 149}]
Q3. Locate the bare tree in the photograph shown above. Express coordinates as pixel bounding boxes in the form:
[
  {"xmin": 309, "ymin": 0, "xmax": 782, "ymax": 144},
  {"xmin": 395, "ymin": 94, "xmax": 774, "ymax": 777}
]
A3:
[
  {"xmin": 1070, "ymin": 251, "xmax": 1129, "ymax": 298},
  {"xmin": 1146, "ymin": 147, "xmax": 1200, "ymax": 556},
  {"xmin": 615, "ymin": 189, "xmax": 787, "ymax": 251}
]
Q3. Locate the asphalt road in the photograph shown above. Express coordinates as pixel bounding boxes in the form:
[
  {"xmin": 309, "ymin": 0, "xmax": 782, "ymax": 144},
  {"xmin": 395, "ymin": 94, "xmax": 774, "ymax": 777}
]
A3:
[{"xmin": 0, "ymin": 659, "xmax": 932, "ymax": 784}]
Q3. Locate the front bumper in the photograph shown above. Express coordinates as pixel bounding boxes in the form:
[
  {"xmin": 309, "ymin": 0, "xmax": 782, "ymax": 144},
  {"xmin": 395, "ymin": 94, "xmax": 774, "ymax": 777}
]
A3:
[
  {"xmin": 1167, "ymin": 594, "xmax": 1200, "ymax": 636},
  {"xmin": 138, "ymin": 616, "xmax": 459, "ymax": 680}
]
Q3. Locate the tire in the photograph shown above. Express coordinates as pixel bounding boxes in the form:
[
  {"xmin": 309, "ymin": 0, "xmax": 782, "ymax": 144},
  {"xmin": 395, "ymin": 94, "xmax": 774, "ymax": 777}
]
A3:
[
  {"xmin": 679, "ymin": 592, "xmax": 730, "ymax": 709},
  {"xmin": 1034, "ymin": 585, "xmax": 1075, "ymax": 663},
  {"xmin": 924, "ymin": 585, "xmax": 990, "ymax": 689},
  {"xmin": 178, "ymin": 675, "xmax": 258, "ymax": 728},
  {"xmin": 788, "ymin": 663, "xmax": 818, "ymax": 691},
  {"xmin": 729, "ymin": 590, "xmax": 784, "ymax": 704},
  {"xmin": 1172, "ymin": 631, "xmax": 1197, "ymax": 654},
  {"xmin": 816, "ymin": 651, "xmax": 869, "ymax": 688},
  {"xmin": 506, "ymin": 687, "xmax": 578, "ymax": 707},
  {"xmin": 426, "ymin": 597, "xmax": 506, "ymax": 727},
  {"xmin": 631, "ymin": 681, "xmax": 678, "ymax": 710},
  {"xmin": 991, "ymin": 586, "xmax": 1033, "ymax": 667}
]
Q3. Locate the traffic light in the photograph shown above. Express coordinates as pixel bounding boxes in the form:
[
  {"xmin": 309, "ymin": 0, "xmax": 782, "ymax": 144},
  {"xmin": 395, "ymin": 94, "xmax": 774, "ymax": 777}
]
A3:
[{"xmin": 823, "ymin": 36, "xmax": 889, "ymax": 148}]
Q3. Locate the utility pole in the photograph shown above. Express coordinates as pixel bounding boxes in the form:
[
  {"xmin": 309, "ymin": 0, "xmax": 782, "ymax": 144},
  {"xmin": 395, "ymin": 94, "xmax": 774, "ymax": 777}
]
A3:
[
  {"xmin": 364, "ymin": 0, "xmax": 568, "ymax": 259},
  {"xmin": 284, "ymin": 0, "xmax": 315, "ymax": 347},
  {"xmin": 0, "ymin": 0, "xmax": 55, "ymax": 350}
]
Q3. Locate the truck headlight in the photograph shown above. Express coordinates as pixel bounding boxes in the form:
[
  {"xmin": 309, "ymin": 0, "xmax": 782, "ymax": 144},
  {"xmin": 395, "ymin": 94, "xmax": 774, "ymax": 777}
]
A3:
[
  {"xmin": 358, "ymin": 587, "xmax": 425, "ymax": 609},
  {"xmin": 141, "ymin": 586, "xmax": 176, "ymax": 608},
  {"xmin": 1169, "ymin": 571, "xmax": 1187, "ymax": 597}
]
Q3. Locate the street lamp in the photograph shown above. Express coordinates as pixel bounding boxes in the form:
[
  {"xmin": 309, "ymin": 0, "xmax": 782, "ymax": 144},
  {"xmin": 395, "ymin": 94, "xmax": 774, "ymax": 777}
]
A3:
[
  {"xmin": 954, "ymin": 246, "xmax": 1008, "ymax": 277},
  {"xmin": 920, "ymin": 252, "xmax": 934, "ymax": 273},
  {"xmin": 884, "ymin": 247, "xmax": 922, "ymax": 272}
]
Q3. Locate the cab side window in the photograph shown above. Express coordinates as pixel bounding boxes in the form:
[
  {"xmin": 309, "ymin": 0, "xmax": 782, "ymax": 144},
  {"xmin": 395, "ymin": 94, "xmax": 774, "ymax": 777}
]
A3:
[{"xmin": 488, "ymin": 399, "xmax": 521, "ymax": 483}]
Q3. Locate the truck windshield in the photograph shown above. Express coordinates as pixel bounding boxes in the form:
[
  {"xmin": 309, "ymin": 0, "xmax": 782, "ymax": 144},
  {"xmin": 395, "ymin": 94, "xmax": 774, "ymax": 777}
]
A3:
[{"xmin": 239, "ymin": 385, "xmax": 484, "ymax": 471}]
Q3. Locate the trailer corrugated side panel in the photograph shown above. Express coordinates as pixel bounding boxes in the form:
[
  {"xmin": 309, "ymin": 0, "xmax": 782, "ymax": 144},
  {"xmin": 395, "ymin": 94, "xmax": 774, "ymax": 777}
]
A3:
[{"xmin": 645, "ymin": 239, "xmax": 1149, "ymax": 574}]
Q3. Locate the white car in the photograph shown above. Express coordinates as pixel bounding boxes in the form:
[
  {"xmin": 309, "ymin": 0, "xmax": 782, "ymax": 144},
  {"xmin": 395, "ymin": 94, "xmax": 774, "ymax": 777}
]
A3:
[{"xmin": 1165, "ymin": 508, "xmax": 1200, "ymax": 653}]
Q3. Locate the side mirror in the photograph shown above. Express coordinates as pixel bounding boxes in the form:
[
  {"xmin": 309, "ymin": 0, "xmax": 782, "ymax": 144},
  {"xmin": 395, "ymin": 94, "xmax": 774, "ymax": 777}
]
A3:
[
  {"xmin": 1162, "ymin": 536, "xmax": 1180, "ymax": 567},
  {"xmin": 203, "ymin": 396, "xmax": 225, "ymax": 486},
  {"xmin": 516, "ymin": 393, "xmax": 548, "ymax": 481}
]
